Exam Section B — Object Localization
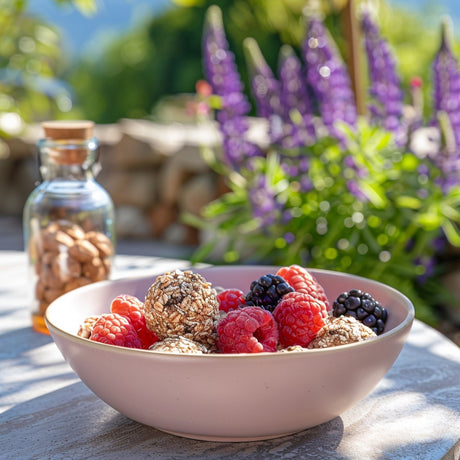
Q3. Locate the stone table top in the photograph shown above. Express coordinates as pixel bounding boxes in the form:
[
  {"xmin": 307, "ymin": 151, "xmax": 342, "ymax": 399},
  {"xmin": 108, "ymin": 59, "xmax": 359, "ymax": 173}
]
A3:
[{"xmin": 1, "ymin": 250, "xmax": 459, "ymax": 460}]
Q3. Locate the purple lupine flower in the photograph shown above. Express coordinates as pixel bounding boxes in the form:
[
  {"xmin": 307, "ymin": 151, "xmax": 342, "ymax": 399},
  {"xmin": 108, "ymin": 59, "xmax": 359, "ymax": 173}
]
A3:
[
  {"xmin": 431, "ymin": 18, "xmax": 460, "ymax": 189},
  {"xmin": 202, "ymin": 5, "xmax": 262, "ymax": 169},
  {"xmin": 279, "ymin": 45, "xmax": 313, "ymax": 120},
  {"xmin": 284, "ymin": 232, "xmax": 295, "ymax": 243},
  {"xmin": 299, "ymin": 175, "xmax": 313, "ymax": 192},
  {"xmin": 242, "ymin": 37, "xmax": 286, "ymax": 149},
  {"xmin": 243, "ymin": 38, "xmax": 312, "ymax": 150},
  {"xmin": 302, "ymin": 15, "xmax": 357, "ymax": 142},
  {"xmin": 244, "ymin": 38, "xmax": 316, "ymax": 151},
  {"xmin": 222, "ymin": 136, "xmax": 262, "ymax": 166},
  {"xmin": 432, "ymin": 19, "xmax": 460, "ymax": 125},
  {"xmin": 248, "ymin": 175, "xmax": 282, "ymax": 226},
  {"xmin": 277, "ymin": 45, "xmax": 316, "ymax": 147},
  {"xmin": 282, "ymin": 163, "xmax": 299, "ymax": 176},
  {"xmin": 361, "ymin": 11, "xmax": 405, "ymax": 142},
  {"xmin": 414, "ymin": 255, "xmax": 436, "ymax": 283},
  {"xmin": 346, "ymin": 180, "xmax": 368, "ymax": 202},
  {"xmin": 282, "ymin": 209, "xmax": 293, "ymax": 224},
  {"xmin": 243, "ymin": 37, "xmax": 281, "ymax": 118},
  {"xmin": 343, "ymin": 155, "xmax": 369, "ymax": 201},
  {"xmin": 279, "ymin": 156, "xmax": 312, "ymax": 192},
  {"xmin": 344, "ymin": 155, "xmax": 367, "ymax": 177}
]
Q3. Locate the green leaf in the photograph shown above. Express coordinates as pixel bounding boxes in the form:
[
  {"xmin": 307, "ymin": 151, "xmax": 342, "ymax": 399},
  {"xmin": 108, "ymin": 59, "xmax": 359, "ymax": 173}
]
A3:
[
  {"xmin": 172, "ymin": 0, "xmax": 205, "ymax": 6},
  {"xmin": 400, "ymin": 154, "xmax": 419, "ymax": 171},
  {"xmin": 442, "ymin": 220, "xmax": 460, "ymax": 246},
  {"xmin": 69, "ymin": 0, "xmax": 97, "ymax": 16},
  {"xmin": 396, "ymin": 196, "xmax": 421, "ymax": 209},
  {"xmin": 190, "ymin": 238, "xmax": 218, "ymax": 265},
  {"xmin": 441, "ymin": 203, "xmax": 460, "ymax": 222},
  {"xmin": 181, "ymin": 212, "xmax": 207, "ymax": 229},
  {"xmin": 359, "ymin": 182, "xmax": 388, "ymax": 208},
  {"xmin": 361, "ymin": 226, "xmax": 382, "ymax": 254},
  {"xmin": 416, "ymin": 213, "xmax": 443, "ymax": 230}
]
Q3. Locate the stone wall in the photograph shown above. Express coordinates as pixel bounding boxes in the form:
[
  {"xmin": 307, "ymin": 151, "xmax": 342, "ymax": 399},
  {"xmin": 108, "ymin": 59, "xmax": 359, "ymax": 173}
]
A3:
[{"xmin": 0, "ymin": 118, "xmax": 224, "ymax": 246}]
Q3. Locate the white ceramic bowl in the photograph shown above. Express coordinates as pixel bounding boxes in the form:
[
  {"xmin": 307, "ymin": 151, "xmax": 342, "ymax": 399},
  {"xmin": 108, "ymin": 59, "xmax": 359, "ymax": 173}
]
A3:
[{"xmin": 45, "ymin": 266, "xmax": 414, "ymax": 442}]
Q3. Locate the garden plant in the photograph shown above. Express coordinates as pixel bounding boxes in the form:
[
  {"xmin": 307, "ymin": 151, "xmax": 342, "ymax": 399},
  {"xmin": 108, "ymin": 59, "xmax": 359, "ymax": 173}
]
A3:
[{"xmin": 188, "ymin": 4, "xmax": 460, "ymax": 325}]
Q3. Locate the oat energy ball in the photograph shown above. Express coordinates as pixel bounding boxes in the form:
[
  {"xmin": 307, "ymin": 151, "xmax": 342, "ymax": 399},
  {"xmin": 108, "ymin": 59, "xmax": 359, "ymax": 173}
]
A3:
[
  {"xmin": 308, "ymin": 315, "xmax": 376, "ymax": 349},
  {"xmin": 149, "ymin": 336, "xmax": 209, "ymax": 354},
  {"xmin": 144, "ymin": 269, "xmax": 220, "ymax": 347},
  {"xmin": 77, "ymin": 315, "xmax": 100, "ymax": 339},
  {"xmin": 279, "ymin": 345, "xmax": 307, "ymax": 353}
]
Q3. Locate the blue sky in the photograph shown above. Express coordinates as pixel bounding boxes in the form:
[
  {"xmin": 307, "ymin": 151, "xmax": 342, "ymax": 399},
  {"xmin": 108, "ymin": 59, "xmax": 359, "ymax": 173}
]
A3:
[
  {"xmin": 27, "ymin": 0, "xmax": 460, "ymax": 58},
  {"xmin": 27, "ymin": 0, "xmax": 172, "ymax": 57},
  {"xmin": 389, "ymin": 0, "xmax": 460, "ymax": 25}
]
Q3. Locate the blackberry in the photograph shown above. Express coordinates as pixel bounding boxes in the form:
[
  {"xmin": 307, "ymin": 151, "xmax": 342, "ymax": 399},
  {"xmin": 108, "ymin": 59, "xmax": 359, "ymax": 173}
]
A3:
[
  {"xmin": 332, "ymin": 289, "xmax": 388, "ymax": 335},
  {"xmin": 245, "ymin": 274, "xmax": 294, "ymax": 312}
]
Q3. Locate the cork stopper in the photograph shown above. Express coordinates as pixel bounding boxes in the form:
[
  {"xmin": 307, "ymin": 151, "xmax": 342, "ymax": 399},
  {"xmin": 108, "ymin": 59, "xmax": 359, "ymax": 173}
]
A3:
[
  {"xmin": 42, "ymin": 120, "xmax": 94, "ymax": 140},
  {"xmin": 41, "ymin": 120, "xmax": 95, "ymax": 165}
]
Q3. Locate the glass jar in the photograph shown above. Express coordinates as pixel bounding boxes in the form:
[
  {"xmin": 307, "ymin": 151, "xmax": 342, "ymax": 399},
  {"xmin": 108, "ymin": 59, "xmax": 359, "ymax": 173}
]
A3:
[{"xmin": 23, "ymin": 121, "xmax": 115, "ymax": 334}]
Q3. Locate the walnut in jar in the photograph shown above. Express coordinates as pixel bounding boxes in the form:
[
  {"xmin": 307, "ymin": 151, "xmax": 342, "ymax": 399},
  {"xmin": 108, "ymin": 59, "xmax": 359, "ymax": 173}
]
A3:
[{"xmin": 31, "ymin": 220, "xmax": 114, "ymax": 314}]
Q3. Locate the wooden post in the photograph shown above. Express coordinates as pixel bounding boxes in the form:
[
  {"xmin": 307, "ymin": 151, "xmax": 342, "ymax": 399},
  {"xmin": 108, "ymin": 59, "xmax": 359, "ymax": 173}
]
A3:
[{"xmin": 341, "ymin": 0, "xmax": 366, "ymax": 115}]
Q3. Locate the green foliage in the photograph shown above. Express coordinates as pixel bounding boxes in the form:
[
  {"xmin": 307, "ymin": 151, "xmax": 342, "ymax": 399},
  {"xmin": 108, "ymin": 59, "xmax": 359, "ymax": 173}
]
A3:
[
  {"xmin": 53, "ymin": 0, "xmax": 97, "ymax": 16},
  {"xmin": 180, "ymin": 1, "xmax": 460, "ymax": 328},
  {"xmin": 0, "ymin": 0, "xmax": 76, "ymax": 135},
  {"xmin": 3, "ymin": 0, "xmax": 456, "ymax": 126},
  {"xmin": 361, "ymin": 2, "xmax": 460, "ymax": 120},
  {"xmin": 65, "ymin": 0, "xmax": 459, "ymax": 124},
  {"xmin": 186, "ymin": 121, "xmax": 460, "ymax": 326},
  {"xmin": 66, "ymin": 0, "xmax": 312, "ymax": 123}
]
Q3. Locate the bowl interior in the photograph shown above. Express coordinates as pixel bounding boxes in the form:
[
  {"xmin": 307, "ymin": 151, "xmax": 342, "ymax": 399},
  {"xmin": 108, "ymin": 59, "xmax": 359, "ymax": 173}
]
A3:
[{"xmin": 46, "ymin": 265, "xmax": 414, "ymax": 343}]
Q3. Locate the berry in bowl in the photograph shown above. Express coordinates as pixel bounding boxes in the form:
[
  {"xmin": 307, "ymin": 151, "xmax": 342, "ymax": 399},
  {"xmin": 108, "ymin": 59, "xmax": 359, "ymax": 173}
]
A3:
[{"xmin": 45, "ymin": 265, "xmax": 414, "ymax": 442}]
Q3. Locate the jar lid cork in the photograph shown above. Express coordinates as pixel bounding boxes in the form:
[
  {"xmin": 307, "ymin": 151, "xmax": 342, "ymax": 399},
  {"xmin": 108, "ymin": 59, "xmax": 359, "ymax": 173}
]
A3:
[
  {"xmin": 41, "ymin": 121, "xmax": 95, "ymax": 165},
  {"xmin": 42, "ymin": 120, "xmax": 94, "ymax": 140}
]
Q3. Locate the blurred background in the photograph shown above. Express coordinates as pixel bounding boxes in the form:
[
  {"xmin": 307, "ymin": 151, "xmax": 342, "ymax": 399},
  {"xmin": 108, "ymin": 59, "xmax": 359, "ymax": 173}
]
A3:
[
  {"xmin": 1, "ymin": 0, "xmax": 459, "ymax": 128},
  {"xmin": 1, "ymin": 0, "xmax": 460, "ymax": 240},
  {"xmin": 2, "ymin": 0, "xmax": 460, "ymax": 244},
  {"xmin": 2, "ymin": 0, "xmax": 460, "ymax": 342}
]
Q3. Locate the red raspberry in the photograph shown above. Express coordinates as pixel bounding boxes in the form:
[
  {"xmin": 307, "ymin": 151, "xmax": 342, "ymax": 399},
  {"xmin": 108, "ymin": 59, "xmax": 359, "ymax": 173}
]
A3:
[
  {"xmin": 273, "ymin": 291, "xmax": 328, "ymax": 348},
  {"xmin": 110, "ymin": 294, "xmax": 158, "ymax": 349},
  {"xmin": 217, "ymin": 289, "xmax": 245, "ymax": 312},
  {"xmin": 90, "ymin": 313, "xmax": 142, "ymax": 348},
  {"xmin": 276, "ymin": 265, "xmax": 330, "ymax": 310},
  {"xmin": 217, "ymin": 306, "xmax": 278, "ymax": 353}
]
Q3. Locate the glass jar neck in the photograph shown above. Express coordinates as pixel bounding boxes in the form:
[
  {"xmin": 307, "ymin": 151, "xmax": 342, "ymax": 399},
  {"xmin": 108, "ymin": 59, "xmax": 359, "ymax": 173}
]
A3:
[{"xmin": 37, "ymin": 137, "xmax": 99, "ymax": 181}]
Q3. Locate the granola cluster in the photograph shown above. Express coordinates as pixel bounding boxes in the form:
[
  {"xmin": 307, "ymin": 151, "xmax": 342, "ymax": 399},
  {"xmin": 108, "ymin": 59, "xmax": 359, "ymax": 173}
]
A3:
[
  {"xmin": 308, "ymin": 315, "xmax": 376, "ymax": 349},
  {"xmin": 143, "ymin": 269, "xmax": 220, "ymax": 349},
  {"xmin": 149, "ymin": 336, "xmax": 208, "ymax": 354},
  {"xmin": 77, "ymin": 315, "xmax": 100, "ymax": 339}
]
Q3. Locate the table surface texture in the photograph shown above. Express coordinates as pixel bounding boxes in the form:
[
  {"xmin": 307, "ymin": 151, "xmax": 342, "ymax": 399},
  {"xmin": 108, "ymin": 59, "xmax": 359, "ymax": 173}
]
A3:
[{"xmin": 1, "ymin": 250, "xmax": 460, "ymax": 460}]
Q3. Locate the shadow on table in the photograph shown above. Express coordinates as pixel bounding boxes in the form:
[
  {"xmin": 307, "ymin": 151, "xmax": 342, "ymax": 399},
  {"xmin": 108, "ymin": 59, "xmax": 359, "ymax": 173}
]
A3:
[
  {"xmin": 0, "ymin": 325, "xmax": 51, "ymax": 352},
  {"xmin": 382, "ymin": 439, "xmax": 460, "ymax": 460},
  {"xmin": 340, "ymin": 323, "xmax": 460, "ymax": 459},
  {"xmin": 0, "ymin": 326, "xmax": 80, "ymax": 415},
  {"xmin": 0, "ymin": 380, "xmax": 345, "ymax": 459},
  {"xmin": 374, "ymin": 327, "xmax": 460, "ymax": 405}
]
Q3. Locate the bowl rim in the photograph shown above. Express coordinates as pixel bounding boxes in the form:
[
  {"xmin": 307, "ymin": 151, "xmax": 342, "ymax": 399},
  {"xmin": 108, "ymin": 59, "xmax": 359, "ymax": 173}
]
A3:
[{"xmin": 45, "ymin": 266, "xmax": 415, "ymax": 359}]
